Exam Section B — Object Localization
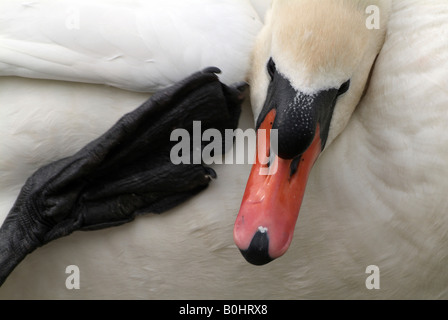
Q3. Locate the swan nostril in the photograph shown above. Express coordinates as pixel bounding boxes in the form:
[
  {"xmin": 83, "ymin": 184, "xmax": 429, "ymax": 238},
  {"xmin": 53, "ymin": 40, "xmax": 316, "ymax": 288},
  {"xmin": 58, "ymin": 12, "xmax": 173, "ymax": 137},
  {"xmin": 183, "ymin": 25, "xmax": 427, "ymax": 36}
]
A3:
[{"xmin": 239, "ymin": 230, "xmax": 273, "ymax": 266}]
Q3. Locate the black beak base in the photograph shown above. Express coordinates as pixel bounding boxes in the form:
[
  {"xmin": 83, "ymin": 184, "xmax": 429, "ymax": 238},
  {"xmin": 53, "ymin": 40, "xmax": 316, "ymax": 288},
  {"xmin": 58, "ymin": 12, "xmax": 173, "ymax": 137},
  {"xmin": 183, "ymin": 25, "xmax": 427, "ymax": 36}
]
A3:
[
  {"xmin": 256, "ymin": 68, "xmax": 339, "ymax": 160},
  {"xmin": 0, "ymin": 68, "xmax": 244, "ymax": 286}
]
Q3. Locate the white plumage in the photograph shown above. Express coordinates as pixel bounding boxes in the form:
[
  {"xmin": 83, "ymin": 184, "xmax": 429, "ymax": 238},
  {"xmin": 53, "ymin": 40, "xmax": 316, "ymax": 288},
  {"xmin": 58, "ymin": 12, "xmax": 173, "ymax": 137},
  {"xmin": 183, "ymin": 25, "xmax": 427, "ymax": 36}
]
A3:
[
  {"xmin": 1, "ymin": 0, "xmax": 448, "ymax": 299},
  {"xmin": 0, "ymin": 0, "xmax": 262, "ymax": 91}
]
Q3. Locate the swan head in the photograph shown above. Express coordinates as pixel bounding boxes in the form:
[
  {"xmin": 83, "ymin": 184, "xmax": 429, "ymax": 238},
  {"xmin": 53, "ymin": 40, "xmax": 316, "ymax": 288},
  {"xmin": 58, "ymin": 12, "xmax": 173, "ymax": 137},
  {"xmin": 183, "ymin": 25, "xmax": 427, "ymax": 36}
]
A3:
[{"xmin": 234, "ymin": 0, "xmax": 391, "ymax": 265}]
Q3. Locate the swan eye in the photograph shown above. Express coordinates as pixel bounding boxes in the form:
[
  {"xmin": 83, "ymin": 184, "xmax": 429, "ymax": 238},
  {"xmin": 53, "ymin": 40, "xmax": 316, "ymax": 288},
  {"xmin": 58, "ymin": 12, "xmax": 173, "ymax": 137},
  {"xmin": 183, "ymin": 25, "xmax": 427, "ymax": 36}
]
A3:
[
  {"xmin": 337, "ymin": 79, "xmax": 350, "ymax": 96},
  {"xmin": 267, "ymin": 58, "xmax": 276, "ymax": 81}
]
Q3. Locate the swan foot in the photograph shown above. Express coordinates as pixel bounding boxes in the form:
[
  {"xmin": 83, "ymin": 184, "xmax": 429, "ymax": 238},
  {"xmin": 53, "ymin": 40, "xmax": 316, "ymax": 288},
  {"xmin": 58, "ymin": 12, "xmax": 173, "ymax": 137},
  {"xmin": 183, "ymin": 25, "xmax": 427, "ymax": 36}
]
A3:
[{"xmin": 0, "ymin": 68, "xmax": 243, "ymax": 286}]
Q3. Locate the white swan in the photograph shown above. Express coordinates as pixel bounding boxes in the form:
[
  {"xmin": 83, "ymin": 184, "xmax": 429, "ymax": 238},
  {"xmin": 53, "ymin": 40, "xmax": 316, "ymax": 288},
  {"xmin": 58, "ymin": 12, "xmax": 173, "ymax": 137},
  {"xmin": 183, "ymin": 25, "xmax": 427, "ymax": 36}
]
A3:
[
  {"xmin": 234, "ymin": 0, "xmax": 392, "ymax": 264},
  {"xmin": 1, "ymin": 0, "xmax": 448, "ymax": 299},
  {"xmin": 239, "ymin": 0, "xmax": 448, "ymax": 294}
]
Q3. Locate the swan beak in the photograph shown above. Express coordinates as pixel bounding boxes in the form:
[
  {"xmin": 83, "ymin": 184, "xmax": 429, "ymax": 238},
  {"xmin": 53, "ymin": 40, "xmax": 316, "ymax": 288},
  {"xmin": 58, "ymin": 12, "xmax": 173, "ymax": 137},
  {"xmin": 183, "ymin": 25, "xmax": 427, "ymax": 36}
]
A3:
[
  {"xmin": 233, "ymin": 109, "xmax": 322, "ymax": 265},
  {"xmin": 234, "ymin": 68, "xmax": 339, "ymax": 265}
]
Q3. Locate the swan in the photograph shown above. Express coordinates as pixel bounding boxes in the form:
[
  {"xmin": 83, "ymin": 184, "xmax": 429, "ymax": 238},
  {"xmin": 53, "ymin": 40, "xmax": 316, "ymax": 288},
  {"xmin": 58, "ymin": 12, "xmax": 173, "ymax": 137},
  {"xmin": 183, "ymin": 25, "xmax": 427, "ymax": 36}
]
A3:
[
  {"xmin": 234, "ymin": 0, "xmax": 392, "ymax": 264},
  {"xmin": 234, "ymin": 0, "xmax": 448, "ymax": 293},
  {"xmin": 1, "ymin": 0, "xmax": 448, "ymax": 300}
]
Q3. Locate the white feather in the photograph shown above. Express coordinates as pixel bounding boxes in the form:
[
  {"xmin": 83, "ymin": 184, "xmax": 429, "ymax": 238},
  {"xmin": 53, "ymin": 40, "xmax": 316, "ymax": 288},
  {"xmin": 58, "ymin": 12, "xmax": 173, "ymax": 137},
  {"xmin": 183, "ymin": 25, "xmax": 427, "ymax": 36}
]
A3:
[{"xmin": 0, "ymin": 0, "xmax": 263, "ymax": 91}]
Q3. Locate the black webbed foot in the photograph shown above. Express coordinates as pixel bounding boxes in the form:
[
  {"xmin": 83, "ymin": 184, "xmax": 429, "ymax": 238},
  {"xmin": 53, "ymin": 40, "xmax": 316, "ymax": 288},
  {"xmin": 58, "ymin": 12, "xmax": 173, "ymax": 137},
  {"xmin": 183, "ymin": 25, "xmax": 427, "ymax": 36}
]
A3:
[{"xmin": 0, "ymin": 68, "xmax": 244, "ymax": 286}]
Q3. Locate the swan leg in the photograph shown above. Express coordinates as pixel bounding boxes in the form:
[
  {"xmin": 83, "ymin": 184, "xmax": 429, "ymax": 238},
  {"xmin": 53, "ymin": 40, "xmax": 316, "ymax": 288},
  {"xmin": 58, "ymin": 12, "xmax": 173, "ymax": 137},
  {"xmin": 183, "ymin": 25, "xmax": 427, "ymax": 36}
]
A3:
[{"xmin": 0, "ymin": 68, "xmax": 244, "ymax": 286}]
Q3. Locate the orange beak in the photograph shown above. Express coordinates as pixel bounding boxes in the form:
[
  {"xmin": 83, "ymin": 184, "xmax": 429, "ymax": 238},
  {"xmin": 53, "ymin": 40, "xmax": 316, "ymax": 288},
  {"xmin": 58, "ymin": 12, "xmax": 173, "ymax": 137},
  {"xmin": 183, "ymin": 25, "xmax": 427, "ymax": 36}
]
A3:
[{"xmin": 233, "ymin": 110, "xmax": 322, "ymax": 265}]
